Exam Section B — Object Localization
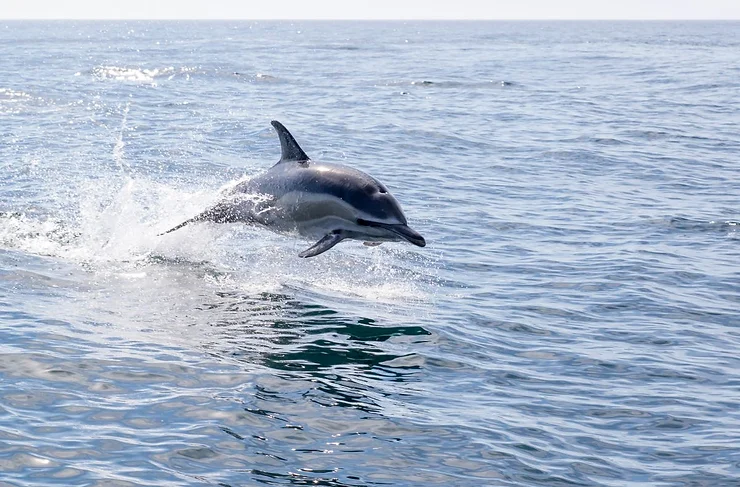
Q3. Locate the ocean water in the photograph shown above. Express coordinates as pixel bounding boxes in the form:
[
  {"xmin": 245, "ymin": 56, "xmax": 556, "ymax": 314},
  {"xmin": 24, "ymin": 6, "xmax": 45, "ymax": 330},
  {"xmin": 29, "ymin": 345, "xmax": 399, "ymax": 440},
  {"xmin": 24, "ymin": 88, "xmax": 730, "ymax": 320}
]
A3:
[{"xmin": 1, "ymin": 20, "xmax": 739, "ymax": 486}]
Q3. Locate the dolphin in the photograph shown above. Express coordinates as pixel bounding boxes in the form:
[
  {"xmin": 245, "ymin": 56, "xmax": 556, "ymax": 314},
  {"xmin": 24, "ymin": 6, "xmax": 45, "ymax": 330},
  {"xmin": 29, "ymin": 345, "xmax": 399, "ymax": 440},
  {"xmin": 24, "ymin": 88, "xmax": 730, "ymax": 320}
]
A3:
[{"xmin": 161, "ymin": 121, "xmax": 426, "ymax": 258}]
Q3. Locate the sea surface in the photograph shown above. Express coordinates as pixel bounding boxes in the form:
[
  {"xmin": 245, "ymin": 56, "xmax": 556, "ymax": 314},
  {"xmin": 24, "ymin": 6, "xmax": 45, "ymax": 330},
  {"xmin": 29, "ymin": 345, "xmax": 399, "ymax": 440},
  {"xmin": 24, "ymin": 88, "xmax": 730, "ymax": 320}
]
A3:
[{"xmin": 1, "ymin": 21, "xmax": 739, "ymax": 486}]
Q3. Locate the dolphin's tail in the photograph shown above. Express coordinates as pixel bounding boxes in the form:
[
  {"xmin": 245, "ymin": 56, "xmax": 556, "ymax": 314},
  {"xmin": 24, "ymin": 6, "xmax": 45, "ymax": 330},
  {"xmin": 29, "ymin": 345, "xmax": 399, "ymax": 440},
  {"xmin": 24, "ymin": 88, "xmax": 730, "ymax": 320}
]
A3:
[
  {"xmin": 158, "ymin": 217, "xmax": 198, "ymax": 236},
  {"xmin": 158, "ymin": 202, "xmax": 241, "ymax": 236}
]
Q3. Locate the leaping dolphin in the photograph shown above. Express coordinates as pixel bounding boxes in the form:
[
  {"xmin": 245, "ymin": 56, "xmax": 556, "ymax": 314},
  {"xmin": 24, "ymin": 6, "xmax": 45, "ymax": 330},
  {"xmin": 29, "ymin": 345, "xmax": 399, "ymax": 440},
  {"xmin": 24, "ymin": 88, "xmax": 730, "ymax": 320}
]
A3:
[{"xmin": 160, "ymin": 121, "xmax": 426, "ymax": 258}]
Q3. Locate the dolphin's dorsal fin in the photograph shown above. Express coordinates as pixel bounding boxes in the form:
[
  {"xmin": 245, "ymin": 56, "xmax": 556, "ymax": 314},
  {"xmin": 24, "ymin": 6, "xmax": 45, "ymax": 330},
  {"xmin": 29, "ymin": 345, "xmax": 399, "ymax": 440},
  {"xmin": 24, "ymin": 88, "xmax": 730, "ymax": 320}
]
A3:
[{"xmin": 271, "ymin": 120, "xmax": 309, "ymax": 164}]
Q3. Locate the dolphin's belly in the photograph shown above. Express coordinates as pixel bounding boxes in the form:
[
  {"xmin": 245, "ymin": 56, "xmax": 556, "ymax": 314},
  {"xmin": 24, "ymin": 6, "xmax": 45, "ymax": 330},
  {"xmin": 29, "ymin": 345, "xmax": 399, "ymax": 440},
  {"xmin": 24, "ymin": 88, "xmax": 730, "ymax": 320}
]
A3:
[
  {"xmin": 260, "ymin": 191, "xmax": 395, "ymax": 243},
  {"xmin": 291, "ymin": 216, "xmax": 398, "ymax": 243},
  {"xmin": 272, "ymin": 191, "xmax": 354, "ymax": 228}
]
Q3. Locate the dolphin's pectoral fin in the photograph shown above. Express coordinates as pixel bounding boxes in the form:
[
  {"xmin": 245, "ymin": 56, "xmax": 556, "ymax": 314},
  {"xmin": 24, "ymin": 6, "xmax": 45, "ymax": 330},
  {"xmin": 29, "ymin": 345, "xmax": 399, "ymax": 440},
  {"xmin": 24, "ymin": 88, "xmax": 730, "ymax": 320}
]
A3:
[
  {"xmin": 298, "ymin": 231, "xmax": 346, "ymax": 258},
  {"xmin": 363, "ymin": 241, "xmax": 383, "ymax": 247}
]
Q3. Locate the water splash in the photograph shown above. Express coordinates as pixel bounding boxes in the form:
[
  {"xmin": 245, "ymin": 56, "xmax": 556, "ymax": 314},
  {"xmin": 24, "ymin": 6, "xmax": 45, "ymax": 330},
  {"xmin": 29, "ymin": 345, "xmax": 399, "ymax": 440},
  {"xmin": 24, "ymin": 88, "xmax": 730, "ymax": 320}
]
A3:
[
  {"xmin": 112, "ymin": 102, "xmax": 131, "ymax": 173},
  {"xmin": 0, "ymin": 173, "xmax": 435, "ymax": 307}
]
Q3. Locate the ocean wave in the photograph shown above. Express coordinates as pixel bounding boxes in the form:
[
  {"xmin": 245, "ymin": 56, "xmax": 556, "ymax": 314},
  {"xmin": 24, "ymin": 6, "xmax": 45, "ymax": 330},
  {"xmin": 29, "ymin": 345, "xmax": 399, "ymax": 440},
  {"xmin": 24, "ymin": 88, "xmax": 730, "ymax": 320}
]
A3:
[
  {"xmin": 0, "ymin": 88, "xmax": 44, "ymax": 114},
  {"xmin": 87, "ymin": 65, "xmax": 202, "ymax": 84},
  {"xmin": 382, "ymin": 79, "xmax": 517, "ymax": 89},
  {"xmin": 84, "ymin": 65, "xmax": 283, "ymax": 85},
  {"xmin": 0, "ymin": 88, "xmax": 33, "ymax": 100}
]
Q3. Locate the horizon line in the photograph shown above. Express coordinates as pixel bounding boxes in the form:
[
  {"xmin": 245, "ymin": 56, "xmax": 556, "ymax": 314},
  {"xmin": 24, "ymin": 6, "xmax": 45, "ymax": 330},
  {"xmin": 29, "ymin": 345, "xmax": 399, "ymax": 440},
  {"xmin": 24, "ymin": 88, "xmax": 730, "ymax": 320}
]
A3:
[{"xmin": 2, "ymin": 18, "xmax": 739, "ymax": 21}]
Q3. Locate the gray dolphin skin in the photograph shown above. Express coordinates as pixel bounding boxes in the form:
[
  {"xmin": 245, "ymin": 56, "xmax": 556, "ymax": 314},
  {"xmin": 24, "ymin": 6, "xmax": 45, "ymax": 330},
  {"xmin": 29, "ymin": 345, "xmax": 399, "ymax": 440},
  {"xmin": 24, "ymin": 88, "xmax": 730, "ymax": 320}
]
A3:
[{"xmin": 161, "ymin": 121, "xmax": 426, "ymax": 258}]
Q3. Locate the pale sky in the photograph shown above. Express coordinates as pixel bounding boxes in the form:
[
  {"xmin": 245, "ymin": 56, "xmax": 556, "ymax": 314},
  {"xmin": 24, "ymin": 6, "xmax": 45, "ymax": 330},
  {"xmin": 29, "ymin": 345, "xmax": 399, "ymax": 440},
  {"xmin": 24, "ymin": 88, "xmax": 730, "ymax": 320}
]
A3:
[{"xmin": 1, "ymin": 0, "xmax": 739, "ymax": 20}]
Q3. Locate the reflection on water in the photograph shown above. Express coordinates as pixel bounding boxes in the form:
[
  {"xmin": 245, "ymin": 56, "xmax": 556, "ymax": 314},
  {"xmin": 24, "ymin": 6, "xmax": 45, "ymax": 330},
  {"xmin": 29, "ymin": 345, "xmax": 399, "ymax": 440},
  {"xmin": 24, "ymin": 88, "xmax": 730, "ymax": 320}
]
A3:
[{"xmin": 199, "ymin": 291, "xmax": 431, "ymax": 414}]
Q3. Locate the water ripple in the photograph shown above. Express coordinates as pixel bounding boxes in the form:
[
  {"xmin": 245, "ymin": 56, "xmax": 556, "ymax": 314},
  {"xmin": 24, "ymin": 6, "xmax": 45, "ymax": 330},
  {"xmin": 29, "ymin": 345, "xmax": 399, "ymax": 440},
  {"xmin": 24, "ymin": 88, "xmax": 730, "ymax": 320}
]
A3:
[{"xmin": 1, "ymin": 20, "xmax": 740, "ymax": 487}]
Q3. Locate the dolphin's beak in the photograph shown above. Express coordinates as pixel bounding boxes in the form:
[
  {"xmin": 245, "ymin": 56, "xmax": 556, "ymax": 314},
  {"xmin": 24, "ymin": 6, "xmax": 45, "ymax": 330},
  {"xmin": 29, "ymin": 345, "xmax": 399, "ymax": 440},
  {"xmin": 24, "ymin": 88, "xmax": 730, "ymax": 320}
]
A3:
[
  {"xmin": 389, "ymin": 224, "xmax": 426, "ymax": 247},
  {"xmin": 357, "ymin": 219, "xmax": 426, "ymax": 247}
]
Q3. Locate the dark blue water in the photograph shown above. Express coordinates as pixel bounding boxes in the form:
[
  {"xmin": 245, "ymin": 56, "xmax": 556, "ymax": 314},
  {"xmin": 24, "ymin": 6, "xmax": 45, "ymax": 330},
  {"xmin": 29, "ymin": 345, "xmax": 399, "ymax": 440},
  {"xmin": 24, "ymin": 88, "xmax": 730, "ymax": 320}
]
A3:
[{"xmin": 1, "ymin": 21, "xmax": 739, "ymax": 486}]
